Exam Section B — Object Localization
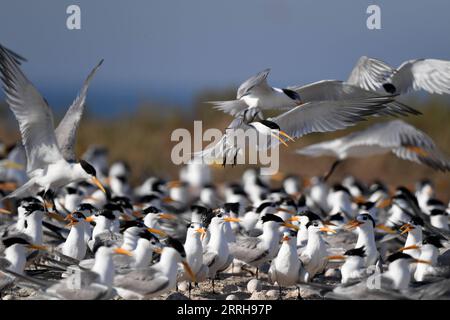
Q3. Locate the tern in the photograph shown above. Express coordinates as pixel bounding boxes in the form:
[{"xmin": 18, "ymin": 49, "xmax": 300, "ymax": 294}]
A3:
[
  {"xmin": 296, "ymin": 120, "xmax": 450, "ymax": 181},
  {"xmin": 201, "ymin": 94, "xmax": 396, "ymax": 166},
  {"xmin": 229, "ymin": 214, "xmax": 297, "ymax": 278},
  {"xmin": 399, "ymin": 217, "xmax": 424, "ymax": 260},
  {"xmin": 345, "ymin": 214, "xmax": 379, "ymax": 267},
  {"xmin": 114, "ymin": 238, "xmax": 195, "ymax": 299},
  {"xmin": 0, "ymin": 45, "xmax": 106, "ymax": 200},
  {"xmin": 347, "ymin": 56, "xmax": 450, "ymax": 95},
  {"xmin": 210, "ymin": 69, "xmax": 418, "ymax": 124},
  {"xmin": 268, "ymin": 230, "xmax": 309, "ymax": 299},
  {"xmin": 299, "ymin": 219, "xmax": 336, "ymax": 279},
  {"xmin": 327, "ymin": 246, "xmax": 367, "ymax": 284}
]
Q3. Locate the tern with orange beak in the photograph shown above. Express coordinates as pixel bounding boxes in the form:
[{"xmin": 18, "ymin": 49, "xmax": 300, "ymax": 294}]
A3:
[
  {"xmin": 299, "ymin": 219, "xmax": 336, "ymax": 279},
  {"xmin": 345, "ymin": 214, "xmax": 380, "ymax": 267},
  {"xmin": 229, "ymin": 214, "xmax": 297, "ymax": 279},
  {"xmin": 114, "ymin": 238, "xmax": 196, "ymax": 299},
  {"xmin": 268, "ymin": 230, "xmax": 309, "ymax": 299},
  {"xmin": 0, "ymin": 45, "xmax": 107, "ymax": 202}
]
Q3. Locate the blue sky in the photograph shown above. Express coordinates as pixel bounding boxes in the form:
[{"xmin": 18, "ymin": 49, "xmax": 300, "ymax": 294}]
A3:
[{"xmin": 1, "ymin": 0, "xmax": 450, "ymax": 116}]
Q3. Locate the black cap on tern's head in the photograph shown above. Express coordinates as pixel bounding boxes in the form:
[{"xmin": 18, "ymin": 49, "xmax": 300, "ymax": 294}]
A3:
[
  {"xmin": 299, "ymin": 210, "xmax": 321, "ymax": 222},
  {"xmin": 369, "ymin": 181, "xmax": 388, "ymax": 193},
  {"xmin": 77, "ymin": 203, "xmax": 97, "ymax": 213},
  {"xmin": 358, "ymin": 201, "xmax": 376, "ymax": 211},
  {"xmin": 297, "ymin": 194, "xmax": 306, "ymax": 207},
  {"xmin": 423, "ymin": 235, "xmax": 444, "ymax": 248},
  {"xmin": 139, "ymin": 230, "xmax": 160, "ymax": 244},
  {"xmin": 344, "ymin": 246, "xmax": 366, "ymax": 257},
  {"xmin": 79, "ymin": 160, "xmax": 97, "ymax": 176},
  {"xmin": 356, "ymin": 213, "xmax": 376, "ymax": 228},
  {"xmin": 142, "ymin": 206, "xmax": 162, "ymax": 215},
  {"xmin": 277, "ymin": 197, "xmax": 297, "ymax": 208},
  {"xmin": 119, "ymin": 219, "xmax": 144, "ymax": 232},
  {"xmin": 387, "ymin": 252, "xmax": 413, "ymax": 263},
  {"xmin": 104, "ymin": 203, "xmax": 123, "ymax": 212},
  {"xmin": 409, "ymin": 216, "xmax": 424, "ymax": 227},
  {"xmin": 191, "ymin": 205, "xmax": 209, "ymax": 215},
  {"xmin": 138, "ymin": 194, "xmax": 160, "ymax": 203},
  {"xmin": 224, "ymin": 203, "xmax": 240, "ymax": 213},
  {"xmin": 255, "ymin": 202, "xmax": 274, "ymax": 213},
  {"xmin": 382, "ymin": 83, "xmax": 397, "ymax": 94},
  {"xmin": 427, "ymin": 198, "xmax": 446, "ymax": 209},
  {"xmin": 2, "ymin": 236, "xmax": 31, "ymax": 248},
  {"xmin": 66, "ymin": 187, "xmax": 78, "ymax": 195},
  {"xmin": 331, "ymin": 184, "xmax": 351, "ymax": 196},
  {"xmin": 18, "ymin": 197, "xmax": 40, "ymax": 206},
  {"xmin": 112, "ymin": 196, "xmax": 133, "ymax": 210},
  {"xmin": 430, "ymin": 209, "xmax": 448, "ymax": 216},
  {"xmin": 164, "ymin": 237, "xmax": 186, "ymax": 258},
  {"xmin": 97, "ymin": 209, "xmax": 116, "ymax": 220},
  {"xmin": 329, "ymin": 212, "xmax": 345, "ymax": 222},
  {"xmin": 261, "ymin": 213, "xmax": 284, "ymax": 224},
  {"xmin": 24, "ymin": 202, "xmax": 44, "ymax": 214}
]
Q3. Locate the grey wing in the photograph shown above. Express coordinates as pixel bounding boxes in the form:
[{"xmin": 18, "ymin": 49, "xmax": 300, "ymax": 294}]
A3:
[
  {"xmin": 295, "ymin": 138, "xmax": 344, "ymax": 158},
  {"xmin": 388, "ymin": 59, "xmax": 450, "ymax": 95},
  {"xmin": 347, "ymin": 56, "xmax": 395, "ymax": 91},
  {"xmin": 229, "ymin": 236, "xmax": 265, "ymax": 262},
  {"xmin": 55, "ymin": 59, "xmax": 103, "ymax": 162},
  {"xmin": 237, "ymin": 68, "xmax": 271, "ymax": 99},
  {"xmin": 207, "ymin": 99, "xmax": 248, "ymax": 117},
  {"xmin": 289, "ymin": 80, "xmax": 419, "ymax": 116},
  {"xmin": 203, "ymin": 251, "xmax": 217, "ymax": 268},
  {"xmin": 269, "ymin": 98, "xmax": 388, "ymax": 141},
  {"xmin": 0, "ymin": 45, "xmax": 63, "ymax": 173},
  {"xmin": 114, "ymin": 268, "xmax": 169, "ymax": 295},
  {"xmin": 346, "ymin": 120, "xmax": 450, "ymax": 171}
]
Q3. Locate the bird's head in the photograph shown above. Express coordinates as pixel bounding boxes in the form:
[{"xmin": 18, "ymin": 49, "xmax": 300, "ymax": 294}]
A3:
[
  {"xmin": 77, "ymin": 160, "xmax": 106, "ymax": 194},
  {"xmin": 249, "ymin": 120, "xmax": 295, "ymax": 147}
]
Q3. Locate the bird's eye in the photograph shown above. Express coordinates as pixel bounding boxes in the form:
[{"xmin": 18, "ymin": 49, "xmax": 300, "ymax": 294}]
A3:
[
  {"xmin": 313, "ymin": 222, "xmax": 319, "ymax": 227},
  {"xmin": 362, "ymin": 217, "xmax": 367, "ymax": 220},
  {"xmin": 217, "ymin": 214, "xmax": 222, "ymax": 218},
  {"xmin": 151, "ymin": 241, "xmax": 156, "ymax": 245},
  {"xmin": 190, "ymin": 225, "xmax": 195, "ymax": 228}
]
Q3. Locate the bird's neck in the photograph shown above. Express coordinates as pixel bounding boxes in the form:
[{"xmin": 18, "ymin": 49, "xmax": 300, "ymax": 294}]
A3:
[
  {"xmin": 5, "ymin": 245, "xmax": 27, "ymax": 275},
  {"xmin": 25, "ymin": 214, "xmax": 43, "ymax": 245},
  {"xmin": 92, "ymin": 253, "xmax": 115, "ymax": 287},
  {"xmin": 133, "ymin": 240, "xmax": 153, "ymax": 268},
  {"xmin": 356, "ymin": 227, "xmax": 375, "ymax": 249}
]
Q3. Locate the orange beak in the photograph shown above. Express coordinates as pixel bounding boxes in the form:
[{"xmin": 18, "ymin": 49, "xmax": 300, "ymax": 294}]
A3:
[
  {"xmin": 279, "ymin": 130, "xmax": 295, "ymax": 142},
  {"xmin": 114, "ymin": 248, "xmax": 133, "ymax": 256},
  {"xmin": 46, "ymin": 212, "xmax": 66, "ymax": 222},
  {"xmin": 27, "ymin": 244, "xmax": 47, "ymax": 251},
  {"xmin": 345, "ymin": 220, "xmax": 363, "ymax": 230},
  {"xmin": 282, "ymin": 222, "xmax": 299, "ymax": 231},
  {"xmin": 414, "ymin": 259, "xmax": 431, "ymax": 265},
  {"xmin": 327, "ymin": 255, "xmax": 346, "ymax": 261},
  {"xmin": 400, "ymin": 223, "xmax": 414, "ymax": 235},
  {"xmin": 271, "ymin": 132, "xmax": 289, "ymax": 147},
  {"xmin": 91, "ymin": 176, "xmax": 106, "ymax": 194},
  {"xmin": 399, "ymin": 244, "xmax": 420, "ymax": 252},
  {"xmin": 320, "ymin": 226, "xmax": 337, "ymax": 234},
  {"xmin": 278, "ymin": 208, "xmax": 296, "ymax": 215},
  {"xmin": 224, "ymin": 217, "xmax": 241, "ymax": 223},
  {"xmin": 375, "ymin": 224, "xmax": 396, "ymax": 234},
  {"xmin": 282, "ymin": 235, "xmax": 290, "ymax": 242},
  {"xmin": 0, "ymin": 208, "xmax": 11, "ymax": 214},
  {"xmin": 85, "ymin": 216, "xmax": 95, "ymax": 223},
  {"xmin": 376, "ymin": 198, "xmax": 392, "ymax": 209},
  {"xmin": 195, "ymin": 227, "xmax": 206, "ymax": 234},
  {"xmin": 158, "ymin": 213, "xmax": 177, "ymax": 220},
  {"xmin": 147, "ymin": 228, "xmax": 167, "ymax": 237}
]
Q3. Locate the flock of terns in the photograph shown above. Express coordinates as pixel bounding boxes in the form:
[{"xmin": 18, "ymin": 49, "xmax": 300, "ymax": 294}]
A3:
[{"xmin": 0, "ymin": 43, "xmax": 449, "ymax": 299}]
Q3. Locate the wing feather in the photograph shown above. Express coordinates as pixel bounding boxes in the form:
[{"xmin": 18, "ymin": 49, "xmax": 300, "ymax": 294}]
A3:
[
  {"xmin": 347, "ymin": 56, "xmax": 394, "ymax": 91},
  {"xmin": 55, "ymin": 59, "xmax": 103, "ymax": 161},
  {"xmin": 0, "ymin": 44, "xmax": 63, "ymax": 173}
]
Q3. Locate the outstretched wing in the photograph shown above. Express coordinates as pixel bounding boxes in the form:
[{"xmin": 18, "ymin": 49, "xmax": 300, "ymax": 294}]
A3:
[
  {"xmin": 268, "ymin": 98, "xmax": 388, "ymax": 140},
  {"xmin": 388, "ymin": 59, "xmax": 450, "ymax": 95},
  {"xmin": 348, "ymin": 120, "xmax": 450, "ymax": 170},
  {"xmin": 0, "ymin": 44, "xmax": 63, "ymax": 173},
  {"xmin": 347, "ymin": 56, "xmax": 395, "ymax": 91},
  {"xmin": 55, "ymin": 59, "xmax": 103, "ymax": 162},
  {"xmin": 289, "ymin": 80, "xmax": 420, "ymax": 117},
  {"xmin": 237, "ymin": 68, "xmax": 271, "ymax": 99}
]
